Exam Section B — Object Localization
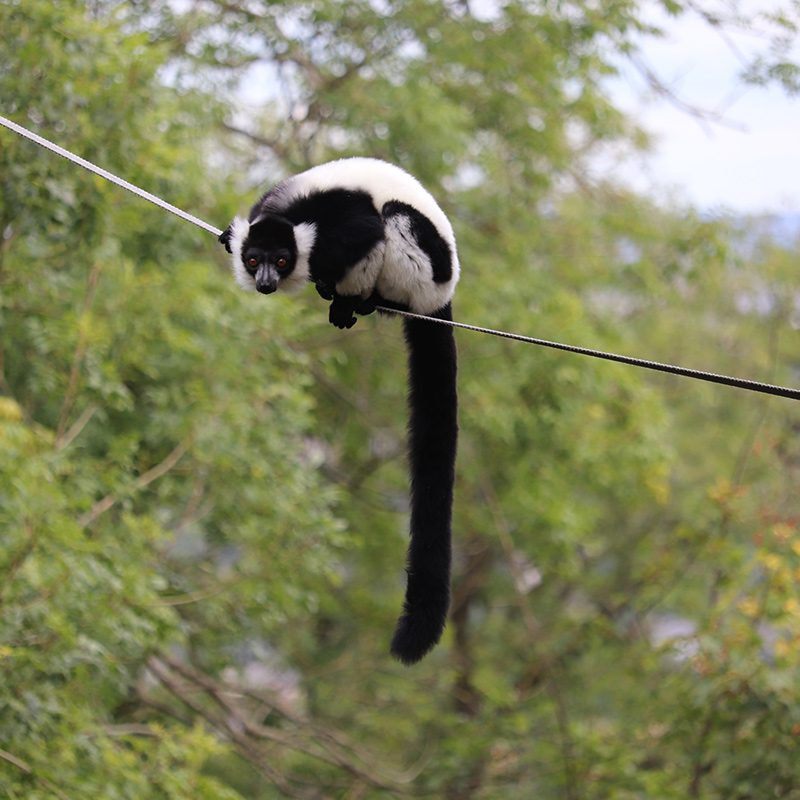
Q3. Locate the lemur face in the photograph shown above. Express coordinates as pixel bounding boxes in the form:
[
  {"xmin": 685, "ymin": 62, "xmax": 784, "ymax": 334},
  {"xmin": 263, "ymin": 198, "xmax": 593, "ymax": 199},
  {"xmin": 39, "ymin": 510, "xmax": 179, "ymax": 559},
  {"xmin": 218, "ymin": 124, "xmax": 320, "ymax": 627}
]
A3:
[
  {"xmin": 241, "ymin": 215, "xmax": 297, "ymax": 294},
  {"xmin": 241, "ymin": 244, "xmax": 294, "ymax": 294},
  {"xmin": 223, "ymin": 213, "xmax": 313, "ymax": 295}
]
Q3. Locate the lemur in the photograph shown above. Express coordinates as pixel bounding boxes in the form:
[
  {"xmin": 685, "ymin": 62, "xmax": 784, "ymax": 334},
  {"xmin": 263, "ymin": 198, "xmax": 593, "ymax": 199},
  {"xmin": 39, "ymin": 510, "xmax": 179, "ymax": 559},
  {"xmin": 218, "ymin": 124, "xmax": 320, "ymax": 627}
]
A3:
[{"xmin": 220, "ymin": 158, "xmax": 458, "ymax": 664}]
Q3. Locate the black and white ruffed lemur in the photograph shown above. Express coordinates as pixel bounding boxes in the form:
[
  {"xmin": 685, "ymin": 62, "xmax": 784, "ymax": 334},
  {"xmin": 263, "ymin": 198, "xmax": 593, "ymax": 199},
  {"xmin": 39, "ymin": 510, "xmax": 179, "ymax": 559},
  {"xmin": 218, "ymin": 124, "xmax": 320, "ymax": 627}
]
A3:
[{"xmin": 219, "ymin": 158, "xmax": 459, "ymax": 664}]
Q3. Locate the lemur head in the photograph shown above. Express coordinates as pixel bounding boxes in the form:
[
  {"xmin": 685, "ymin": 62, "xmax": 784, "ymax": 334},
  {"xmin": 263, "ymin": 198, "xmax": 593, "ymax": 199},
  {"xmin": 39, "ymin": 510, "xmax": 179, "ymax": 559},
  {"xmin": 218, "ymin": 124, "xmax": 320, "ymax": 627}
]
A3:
[{"xmin": 222, "ymin": 214, "xmax": 316, "ymax": 295}]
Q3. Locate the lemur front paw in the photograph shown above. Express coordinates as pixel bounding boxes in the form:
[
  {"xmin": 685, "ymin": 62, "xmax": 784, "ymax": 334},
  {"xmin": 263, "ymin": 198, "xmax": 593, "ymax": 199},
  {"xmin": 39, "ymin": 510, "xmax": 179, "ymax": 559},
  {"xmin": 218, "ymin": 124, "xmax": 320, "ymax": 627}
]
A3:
[
  {"xmin": 218, "ymin": 225, "xmax": 233, "ymax": 253},
  {"xmin": 329, "ymin": 296, "xmax": 358, "ymax": 329}
]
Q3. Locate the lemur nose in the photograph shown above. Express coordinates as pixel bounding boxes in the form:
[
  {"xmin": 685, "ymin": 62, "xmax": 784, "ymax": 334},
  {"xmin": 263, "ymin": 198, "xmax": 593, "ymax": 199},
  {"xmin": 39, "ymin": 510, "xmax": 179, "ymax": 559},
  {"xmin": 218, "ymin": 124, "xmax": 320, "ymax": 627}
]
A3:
[
  {"xmin": 255, "ymin": 266, "xmax": 278, "ymax": 294},
  {"xmin": 256, "ymin": 280, "xmax": 277, "ymax": 295}
]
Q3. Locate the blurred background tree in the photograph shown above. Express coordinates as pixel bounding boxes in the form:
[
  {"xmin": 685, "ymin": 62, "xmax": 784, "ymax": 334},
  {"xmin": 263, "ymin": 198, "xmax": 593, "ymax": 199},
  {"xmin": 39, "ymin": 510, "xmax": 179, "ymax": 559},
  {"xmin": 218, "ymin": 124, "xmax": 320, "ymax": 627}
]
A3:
[{"xmin": 1, "ymin": 0, "xmax": 798, "ymax": 797}]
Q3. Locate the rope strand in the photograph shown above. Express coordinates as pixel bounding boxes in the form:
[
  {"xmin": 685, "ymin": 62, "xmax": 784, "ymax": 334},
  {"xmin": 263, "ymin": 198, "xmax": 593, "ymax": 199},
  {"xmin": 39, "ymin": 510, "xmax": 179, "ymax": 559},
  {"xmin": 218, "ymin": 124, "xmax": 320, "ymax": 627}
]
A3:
[{"xmin": 2, "ymin": 113, "xmax": 798, "ymax": 402}]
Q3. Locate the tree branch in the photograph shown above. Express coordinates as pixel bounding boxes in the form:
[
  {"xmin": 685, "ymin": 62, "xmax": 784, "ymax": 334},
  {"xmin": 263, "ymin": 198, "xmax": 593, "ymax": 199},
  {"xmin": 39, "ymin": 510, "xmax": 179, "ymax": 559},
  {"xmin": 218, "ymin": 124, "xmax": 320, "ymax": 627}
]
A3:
[
  {"xmin": 0, "ymin": 522, "xmax": 37, "ymax": 609},
  {"xmin": 55, "ymin": 403, "xmax": 97, "ymax": 450},
  {"xmin": 628, "ymin": 51, "xmax": 747, "ymax": 133},
  {"xmin": 78, "ymin": 440, "xmax": 189, "ymax": 527},
  {"xmin": 222, "ymin": 122, "xmax": 292, "ymax": 162},
  {"xmin": 547, "ymin": 675, "xmax": 581, "ymax": 800},
  {"xmin": 0, "ymin": 747, "xmax": 71, "ymax": 800},
  {"xmin": 146, "ymin": 657, "xmax": 306, "ymax": 797},
  {"xmin": 0, "ymin": 747, "xmax": 31, "ymax": 774},
  {"xmin": 56, "ymin": 262, "xmax": 102, "ymax": 441},
  {"xmin": 146, "ymin": 655, "xmax": 410, "ymax": 796}
]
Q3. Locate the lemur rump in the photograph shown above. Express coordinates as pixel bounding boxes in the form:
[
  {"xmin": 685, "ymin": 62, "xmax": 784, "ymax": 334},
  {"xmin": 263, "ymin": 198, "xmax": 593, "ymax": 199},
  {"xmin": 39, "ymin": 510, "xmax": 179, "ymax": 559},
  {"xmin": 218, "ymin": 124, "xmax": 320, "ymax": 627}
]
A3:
[{"xmin": 220, "ymin": 158, "xmax": 458, "ymax": 665}]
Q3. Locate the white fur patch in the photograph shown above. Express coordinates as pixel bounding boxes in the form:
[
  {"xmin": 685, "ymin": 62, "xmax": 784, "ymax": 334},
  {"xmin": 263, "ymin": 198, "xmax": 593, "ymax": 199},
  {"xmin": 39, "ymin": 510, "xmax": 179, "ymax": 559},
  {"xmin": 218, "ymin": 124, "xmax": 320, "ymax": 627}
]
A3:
[
  {"xmin": 335, "ymin": 240, "xmax": 386, "ymax": 299},
  {"xmin": 279, "ymin": 222, "xmax": 315, "ymax": 293},
  {"xmin": 378, "ymin": 214, "xmax": 458, "ymax": 314},
  {"xmin": 228, "ymin": 216, "xmax": 256, "ymax": 291}
]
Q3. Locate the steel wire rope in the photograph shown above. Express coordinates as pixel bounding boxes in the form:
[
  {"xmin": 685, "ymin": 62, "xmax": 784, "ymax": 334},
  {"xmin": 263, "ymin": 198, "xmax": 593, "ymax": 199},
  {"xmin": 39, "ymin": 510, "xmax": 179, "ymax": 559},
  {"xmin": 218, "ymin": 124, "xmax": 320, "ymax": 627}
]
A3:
[{"xmin": 2, "ymin": 113, "xmax": 798, "ymax": 403}]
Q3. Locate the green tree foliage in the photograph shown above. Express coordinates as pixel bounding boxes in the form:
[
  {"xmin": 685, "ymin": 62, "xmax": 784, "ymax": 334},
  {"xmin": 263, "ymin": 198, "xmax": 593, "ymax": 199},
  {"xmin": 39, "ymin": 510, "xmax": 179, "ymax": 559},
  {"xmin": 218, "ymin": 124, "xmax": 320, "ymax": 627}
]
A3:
[
  {"xmin": 2, "ymin": 0, "xmax": 799, "ymax": 797},
  {"xmin": 1, "ymin": 2, "xmax": 344, "ymax": 796}
]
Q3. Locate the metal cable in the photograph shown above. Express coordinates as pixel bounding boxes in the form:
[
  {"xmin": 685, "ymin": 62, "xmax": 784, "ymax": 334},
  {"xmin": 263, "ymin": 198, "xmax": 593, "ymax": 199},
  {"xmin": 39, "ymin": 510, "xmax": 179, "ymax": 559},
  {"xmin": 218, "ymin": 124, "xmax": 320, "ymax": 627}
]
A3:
[
  {"xmin": 2, "ymin": 113, "xmax": 798, "ymax": 402},
  {"xmin": 380, "ymin": 307, "xmax": 800, "ymax": 400},
  {"xmin": 0, "ymin": 114, "xmax": 223, "ymax": 237}
]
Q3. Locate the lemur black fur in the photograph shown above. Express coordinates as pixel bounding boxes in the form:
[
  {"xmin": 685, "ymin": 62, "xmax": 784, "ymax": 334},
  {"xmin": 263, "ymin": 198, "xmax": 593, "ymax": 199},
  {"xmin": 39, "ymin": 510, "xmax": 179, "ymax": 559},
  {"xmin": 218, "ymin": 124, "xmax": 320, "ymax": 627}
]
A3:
[{"xmin": 220, "ymin": 158, "xmax": 459, "ymax": 664}]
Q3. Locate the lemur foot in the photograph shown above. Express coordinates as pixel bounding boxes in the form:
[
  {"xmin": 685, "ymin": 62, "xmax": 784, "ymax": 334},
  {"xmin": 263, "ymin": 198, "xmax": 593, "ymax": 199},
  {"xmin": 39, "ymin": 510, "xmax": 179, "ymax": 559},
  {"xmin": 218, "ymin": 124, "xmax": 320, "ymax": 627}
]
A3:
[{"xmin": 355, "ymin": 294, "xmax": 377, "ymax": 316}]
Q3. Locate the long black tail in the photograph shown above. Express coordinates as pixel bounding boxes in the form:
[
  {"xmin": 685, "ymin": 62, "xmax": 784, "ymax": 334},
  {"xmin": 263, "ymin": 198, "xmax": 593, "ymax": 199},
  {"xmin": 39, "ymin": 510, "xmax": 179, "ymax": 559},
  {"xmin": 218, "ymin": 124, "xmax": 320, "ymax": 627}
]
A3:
[{"xmin": 390, "ymin": 303, "xmax": 458, "ymax": 665}]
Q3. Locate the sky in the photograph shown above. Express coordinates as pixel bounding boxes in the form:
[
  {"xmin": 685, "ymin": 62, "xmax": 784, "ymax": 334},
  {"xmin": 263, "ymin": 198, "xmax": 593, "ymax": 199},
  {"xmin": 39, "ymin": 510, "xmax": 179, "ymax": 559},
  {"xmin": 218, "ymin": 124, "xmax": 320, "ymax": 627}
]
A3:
[{"xmin": 606, "ymin": 4, "xmax": 800, "ymax": 215}]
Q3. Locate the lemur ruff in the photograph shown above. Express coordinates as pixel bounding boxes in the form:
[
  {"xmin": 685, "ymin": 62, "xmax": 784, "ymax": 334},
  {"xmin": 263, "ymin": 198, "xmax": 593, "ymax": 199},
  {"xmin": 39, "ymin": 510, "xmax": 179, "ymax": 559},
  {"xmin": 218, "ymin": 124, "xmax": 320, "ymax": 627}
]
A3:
[{"xmin": 220, "ymin": 157, "xmax": 459, "ymax": 665}]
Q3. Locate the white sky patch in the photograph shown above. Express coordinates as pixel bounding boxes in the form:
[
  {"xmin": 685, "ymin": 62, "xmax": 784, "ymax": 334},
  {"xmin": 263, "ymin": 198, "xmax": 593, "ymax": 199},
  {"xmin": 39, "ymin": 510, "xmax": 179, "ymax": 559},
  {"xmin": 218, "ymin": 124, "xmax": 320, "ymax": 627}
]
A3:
[{"xmin": 604, "ymin": 3, "xmax": 800, "ymax": 214}]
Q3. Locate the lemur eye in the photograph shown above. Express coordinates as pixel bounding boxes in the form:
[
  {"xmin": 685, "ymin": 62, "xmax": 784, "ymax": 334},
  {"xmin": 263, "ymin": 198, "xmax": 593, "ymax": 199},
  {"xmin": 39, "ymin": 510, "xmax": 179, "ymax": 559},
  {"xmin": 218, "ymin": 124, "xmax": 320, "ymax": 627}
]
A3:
[
  {"xmin": 276, "ymin": 257, "xmax": 288, "ymax": 270},
  {"xmin": 246, "ymin": 256, "xmax": 258, "ymax": 269}
]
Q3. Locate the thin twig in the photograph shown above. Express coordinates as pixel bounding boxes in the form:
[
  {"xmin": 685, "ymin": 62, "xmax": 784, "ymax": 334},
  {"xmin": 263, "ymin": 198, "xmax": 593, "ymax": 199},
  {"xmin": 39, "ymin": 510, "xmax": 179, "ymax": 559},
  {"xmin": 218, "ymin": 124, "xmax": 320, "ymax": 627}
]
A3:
[
  {"xmin": 147, "ymin": 657, "xmax": 304, "ymax": 796},
  {"xmin": 78, "ymin": 440, "xmax": 189, "ymax": 527},
  {"xmin": 56, "ymin": 262, "xmax": 102, "ymax": 441},
  {"xmin": 0, "ymin": 747, "xmax": 71, "ymax": 800},
  {"xmin": 0, "ymin": 747, "xmax": 32, "ymax": 773},
  {"xmin": 547, "ymin": 676, "xmax": 580, "ymax": 800},
  {"xmin": 160, "ymin": 655, "xmax": 409, "ymax": 792},
  {"xmin": 628, "ymin": 52, "xmax": 747, "ymax": 134},
  {"xmin": 95, "ymin": 723, "xmax": 161, "ymax": 738},
  {"xmin": 0, "ymin": 522, "xmax": 37, "ymax": 608},
  {"xmin": 56, "ymin": 403, "xmax": 98, "ymax": 450},
  {"xmin": 222, "ymin": 123, "xmax": 291, "ymax": 162}
]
